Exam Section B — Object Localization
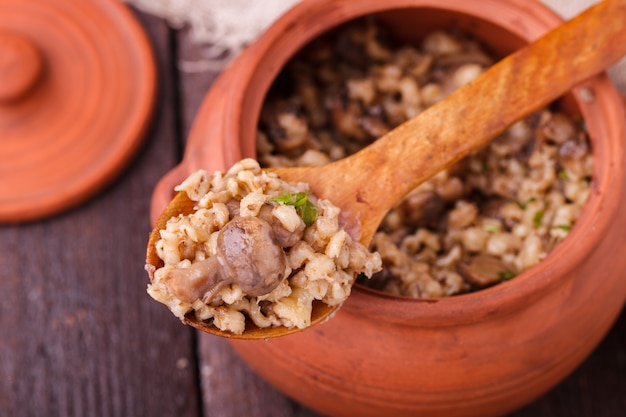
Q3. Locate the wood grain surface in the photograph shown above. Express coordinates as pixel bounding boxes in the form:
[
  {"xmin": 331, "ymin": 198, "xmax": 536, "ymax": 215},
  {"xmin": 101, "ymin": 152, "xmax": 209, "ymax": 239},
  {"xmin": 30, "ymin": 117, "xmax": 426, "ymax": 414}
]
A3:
[{"xmin": 1, "ymin": 6, "xmax": 624, "ymax": 417}]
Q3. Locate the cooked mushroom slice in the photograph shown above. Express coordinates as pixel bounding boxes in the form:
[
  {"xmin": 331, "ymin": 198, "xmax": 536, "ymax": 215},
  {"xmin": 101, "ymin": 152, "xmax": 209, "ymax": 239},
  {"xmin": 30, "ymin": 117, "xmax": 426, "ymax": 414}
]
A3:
[
  {"xmin": 558, "ymin": 138, "xmax": 589, "ymax": 175},
  {"xmin": 398, "ymin": 190, "xmax": 446, "ymax": 228},
  {"xmin": 164, "ymin": 257, "xmax": 227, "ymax": 304},
  {"xmin": 164, "ymin": 216, "xmax": 288, "ymax": 303},
  {"xmin": 217, "ymin": 216, "xmax": 288, "ymax": 296},
  {"xmin": 457, "ymin": 254, "xmax": 514, "ymax": 288},
  {"xmin": 258, "ymin": 204, "xmax": 305, "ymax": 248}
]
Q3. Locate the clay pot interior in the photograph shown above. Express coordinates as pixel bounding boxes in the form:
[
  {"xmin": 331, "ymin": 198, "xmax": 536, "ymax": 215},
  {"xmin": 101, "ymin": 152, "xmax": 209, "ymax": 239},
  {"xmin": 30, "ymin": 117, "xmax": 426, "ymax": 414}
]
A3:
[
  {"xmin": 236, "ymin": 6, "xmax": 585, "ymax": 302},
  {"xmin": 238, "ymin": 7, "xmax": 533, "ymax": 159}
]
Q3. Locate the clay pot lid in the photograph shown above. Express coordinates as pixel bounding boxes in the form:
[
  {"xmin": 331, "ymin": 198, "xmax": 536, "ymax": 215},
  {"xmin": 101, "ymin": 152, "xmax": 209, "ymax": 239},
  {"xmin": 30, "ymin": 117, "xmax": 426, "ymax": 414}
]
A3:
[{"xmin": 0, "ymin": 0, "xmax": 156, "ymax": 223}]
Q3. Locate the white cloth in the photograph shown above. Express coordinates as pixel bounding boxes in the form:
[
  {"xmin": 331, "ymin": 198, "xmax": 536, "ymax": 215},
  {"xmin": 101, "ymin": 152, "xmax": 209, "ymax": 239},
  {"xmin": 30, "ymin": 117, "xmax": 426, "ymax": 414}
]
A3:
[{"xmin": 125, "ymin": 0, "xmax": 624, "ymax": 91}]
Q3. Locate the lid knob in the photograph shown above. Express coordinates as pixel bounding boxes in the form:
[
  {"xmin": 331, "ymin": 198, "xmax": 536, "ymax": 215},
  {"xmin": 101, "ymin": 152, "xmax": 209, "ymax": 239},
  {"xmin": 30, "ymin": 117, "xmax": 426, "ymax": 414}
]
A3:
[{"xmin": 0, "ymin": 31, "xmax": 43, "ymax": 103}]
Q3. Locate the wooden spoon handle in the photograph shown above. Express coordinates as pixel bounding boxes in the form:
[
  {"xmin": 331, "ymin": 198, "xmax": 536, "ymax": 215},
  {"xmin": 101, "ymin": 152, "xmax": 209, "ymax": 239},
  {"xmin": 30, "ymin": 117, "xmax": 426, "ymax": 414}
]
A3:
[{"xmin": 278, "ymin": 0, "xmax": 626, "ymax": 243}]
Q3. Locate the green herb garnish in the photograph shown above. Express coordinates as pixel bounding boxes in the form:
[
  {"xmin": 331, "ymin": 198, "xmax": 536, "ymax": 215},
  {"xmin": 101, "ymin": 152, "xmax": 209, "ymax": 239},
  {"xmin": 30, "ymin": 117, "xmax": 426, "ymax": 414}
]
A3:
[
  {"xmin": 498, "ymin": 270, "xmax": 516, "ymax": 281},
  {"xmin": 269, "ymin": 192, "xmax": 318, "ymax": 225},
  {"xmin": 514, "ymin": 197, "xmax": 537, "ymax": 209},
  {"xmin": 554, "ymin": 224, "xmax": 572, "ymax": 231},
  {"xmin": 532, "ymin": 210, "xmax": 544, "ymax": 227},
  {"xmin": 557, "ymin": 169, "xmax": 569, "ymax": 180},
  {"xmin": 482, "ymin": 223, "xmax": 501, "ymax": 233}
]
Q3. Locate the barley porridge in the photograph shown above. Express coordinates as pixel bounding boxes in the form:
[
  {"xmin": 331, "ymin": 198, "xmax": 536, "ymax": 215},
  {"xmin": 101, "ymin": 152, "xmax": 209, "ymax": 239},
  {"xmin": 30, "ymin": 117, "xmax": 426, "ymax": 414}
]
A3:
[
  {"xmin": 256, "ymin": 18, "xmax": 592, "ymax": 297},
  {"xmin": 146, "ymin": 159, "xmax": 382, "ymax": 334}
]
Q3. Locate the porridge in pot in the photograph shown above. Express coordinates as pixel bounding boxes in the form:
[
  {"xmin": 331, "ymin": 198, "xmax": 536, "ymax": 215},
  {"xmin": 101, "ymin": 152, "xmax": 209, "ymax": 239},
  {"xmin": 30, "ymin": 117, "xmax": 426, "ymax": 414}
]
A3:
[
  {"xmin": 146, "ymin": 159, "xmax": 382, "ymax": 334},
  {"xmin": 256, "ymin": 18, "xmax": 593, "ymax": 297}
]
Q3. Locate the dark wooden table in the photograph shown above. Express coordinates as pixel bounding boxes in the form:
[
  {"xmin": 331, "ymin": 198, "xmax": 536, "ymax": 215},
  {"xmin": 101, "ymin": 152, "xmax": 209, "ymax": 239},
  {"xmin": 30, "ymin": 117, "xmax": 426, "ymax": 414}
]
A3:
[{"xmin": 2, "ymin": 6, "xmax": 625, "ymax": 417}]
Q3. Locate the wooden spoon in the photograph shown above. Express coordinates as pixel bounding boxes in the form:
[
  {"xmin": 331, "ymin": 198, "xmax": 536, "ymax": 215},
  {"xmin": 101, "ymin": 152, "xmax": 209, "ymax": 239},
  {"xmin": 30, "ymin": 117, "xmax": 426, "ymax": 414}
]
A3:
[{"xmin": 147, "ymin": 0, "xmax": 626, "ymax": 339}]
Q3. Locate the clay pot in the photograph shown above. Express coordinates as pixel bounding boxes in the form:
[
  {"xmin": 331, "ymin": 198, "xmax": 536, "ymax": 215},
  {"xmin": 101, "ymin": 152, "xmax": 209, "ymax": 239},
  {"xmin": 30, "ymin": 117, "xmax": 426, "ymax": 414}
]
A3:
[{"xmin": 150, "ymin": 0, "xmax": 626, "ymax": 416}]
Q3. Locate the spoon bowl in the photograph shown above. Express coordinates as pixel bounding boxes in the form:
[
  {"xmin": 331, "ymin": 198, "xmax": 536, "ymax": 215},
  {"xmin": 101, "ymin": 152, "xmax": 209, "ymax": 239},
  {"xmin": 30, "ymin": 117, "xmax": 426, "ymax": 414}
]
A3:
[
  {"xmin": 147, "ymin": 0, "xmax": 626, "ymax": 339},
  {"xmin": 146, "ymin": 191, "xmax": 336, "ymax": 338}
]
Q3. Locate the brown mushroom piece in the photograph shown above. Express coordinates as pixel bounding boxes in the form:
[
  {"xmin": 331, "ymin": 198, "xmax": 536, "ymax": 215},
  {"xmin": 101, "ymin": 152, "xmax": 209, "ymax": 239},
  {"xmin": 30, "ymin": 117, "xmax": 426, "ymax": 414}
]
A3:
[
  {"xmin": 217, "ymin": 216, "xmax": 288, "ymax": 295},
  {"xmin": 258, "ymin": 204, "xmax": 305, "ymax": 248},
  {"xmin": 164, "ymin": 256, "xmax": 226, "ymax": 304},
  {"xmin": 328, "ymin": 94, "xmax": 369, "ymax": 142},
  {"xmin": 457, "ymin": 254, "xmax": 514, "ymax": 288},
  {"xmin": 397, "ymin": 190, "xmax": 446, "ymax": 228},
  {"xmin": 558, "ymin": 138, "xmax": 589, "ymax": 174},
  {"xmin": 359, "ymin": 115, "xmax": 390, "ymax": 139},
  {"xmin": 259, "ymin": 101, "xmax": 310, "ymax": 153},
  {"xmin": 164, "ymin": 216, "xmax": 287, "ymax": 303}
]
